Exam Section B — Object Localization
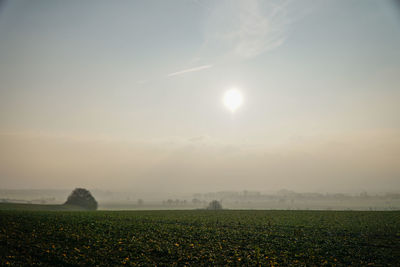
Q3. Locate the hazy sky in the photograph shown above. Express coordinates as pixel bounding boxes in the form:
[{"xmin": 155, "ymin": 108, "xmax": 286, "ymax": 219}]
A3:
[{"xmin": 0, "ymin": 0, "xmax": 399, "ymax": 193}]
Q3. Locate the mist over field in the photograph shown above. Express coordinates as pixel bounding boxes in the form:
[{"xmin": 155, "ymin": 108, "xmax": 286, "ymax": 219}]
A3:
[{"xmin": 1, "ymin": 187, "xmax": 399, "ymax": 211}]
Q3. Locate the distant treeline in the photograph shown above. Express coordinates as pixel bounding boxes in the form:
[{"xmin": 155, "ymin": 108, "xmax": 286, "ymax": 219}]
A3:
[
  {"xmin": 192, "ymin": 189, "xmax": 400, "ymax": 202},
  {"xmin": 158, "ymin": 190, "xmax": 400, "ymax": 208}
]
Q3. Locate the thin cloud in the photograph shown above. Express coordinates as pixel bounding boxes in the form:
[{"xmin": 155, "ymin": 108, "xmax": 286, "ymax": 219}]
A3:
[
  {"xmin": 203, "ymin": 0, "xmax": 289, "ymax": 60},
  {"xmin": 167, "ymin": 64, "xmax": 213, "ymax": 77}
]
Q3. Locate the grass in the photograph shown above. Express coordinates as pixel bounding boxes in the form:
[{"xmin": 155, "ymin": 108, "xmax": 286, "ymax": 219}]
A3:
[
  {"xmin": 1, "ymin": 209, "xmax": 399, "ymax": 266},
  {"xmin": 0, "ymin": 203, "xmax": 86, "ymax": 211}
]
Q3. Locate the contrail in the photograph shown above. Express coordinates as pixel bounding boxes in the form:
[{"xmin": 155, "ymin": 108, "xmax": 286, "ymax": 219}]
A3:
[{"xmin": 167, "ymin": 64, "xmax": 212, "ymax": 77}]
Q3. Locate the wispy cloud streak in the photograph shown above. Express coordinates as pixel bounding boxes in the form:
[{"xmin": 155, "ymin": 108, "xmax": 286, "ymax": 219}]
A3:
[
  {"xmin": 167, "ymin": 64, "xmax": 213, "ymax": 77},
  {"xmin": 203, "ymin": 0, "xmax": 289, "ymax": 60}
]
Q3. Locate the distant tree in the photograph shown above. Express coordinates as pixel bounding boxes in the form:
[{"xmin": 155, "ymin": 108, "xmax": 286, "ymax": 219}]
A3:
[
  {"xmin": 137, "ymin": 199, "xmax": 144, "ymax": 205},
  {"xmin": 207, "ymin": 200, "xmax": 223, "ymax": 210},
  {"xmin": 64, "ymin": 188, "xmax": 97, "ymax": 210}
]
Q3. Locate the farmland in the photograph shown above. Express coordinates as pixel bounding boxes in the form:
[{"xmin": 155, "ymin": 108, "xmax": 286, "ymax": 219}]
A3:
[{"xmin": 1, "ymin": 210, "xmax": 399, "ymax": 266}]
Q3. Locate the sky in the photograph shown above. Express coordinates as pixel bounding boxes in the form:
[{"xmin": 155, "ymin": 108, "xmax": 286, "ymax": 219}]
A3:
[{"xmin": 0, "ymin": 0, "xmax": 399, "ymax": 194}]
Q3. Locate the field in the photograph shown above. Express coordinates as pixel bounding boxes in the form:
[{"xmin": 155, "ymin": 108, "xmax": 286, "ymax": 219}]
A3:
[
  {"xmin": 1, "ymin": 210, "xmax": 399, "ymax": 266},
  {"xmin": 0, "ymin": 203, "xmax": 85, "ymax": 211}
]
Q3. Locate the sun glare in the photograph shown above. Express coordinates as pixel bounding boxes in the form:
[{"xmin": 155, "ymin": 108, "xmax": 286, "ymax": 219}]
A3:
[{"xmin": 223, "ymin": 89, "xmax": 243, "ymax": 112}]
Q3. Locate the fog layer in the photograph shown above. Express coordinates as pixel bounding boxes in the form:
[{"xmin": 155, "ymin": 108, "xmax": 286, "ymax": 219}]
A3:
[{"xmin": 1, "ymin": 131, "xmax": 398, "ymax": 193}]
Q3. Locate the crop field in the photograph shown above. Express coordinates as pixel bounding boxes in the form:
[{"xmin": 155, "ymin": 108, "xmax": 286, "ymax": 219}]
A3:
[{"xmin": 1, "ymin": 210, "xmax": 399, "ymax": 266}]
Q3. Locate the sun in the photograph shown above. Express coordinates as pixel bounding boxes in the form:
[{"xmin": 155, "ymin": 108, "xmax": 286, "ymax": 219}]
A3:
[{"xmin": 223, "ymin": 89, "xmax": 243, "ymax": 112}]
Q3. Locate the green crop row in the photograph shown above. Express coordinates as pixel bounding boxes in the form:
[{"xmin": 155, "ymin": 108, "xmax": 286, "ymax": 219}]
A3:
[{"xmin": 1, "ymin": 210, "xmax": 399, "ymax": 266}]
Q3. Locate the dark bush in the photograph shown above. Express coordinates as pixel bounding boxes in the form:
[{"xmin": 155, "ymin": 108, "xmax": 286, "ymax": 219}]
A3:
[
  {"xmin": 64, "ymin": 188, "xmax": 98, "ymax": 210},
  {"xmin": 207, "ymin": 200, "xmax": 223, "ymax": 210}
]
